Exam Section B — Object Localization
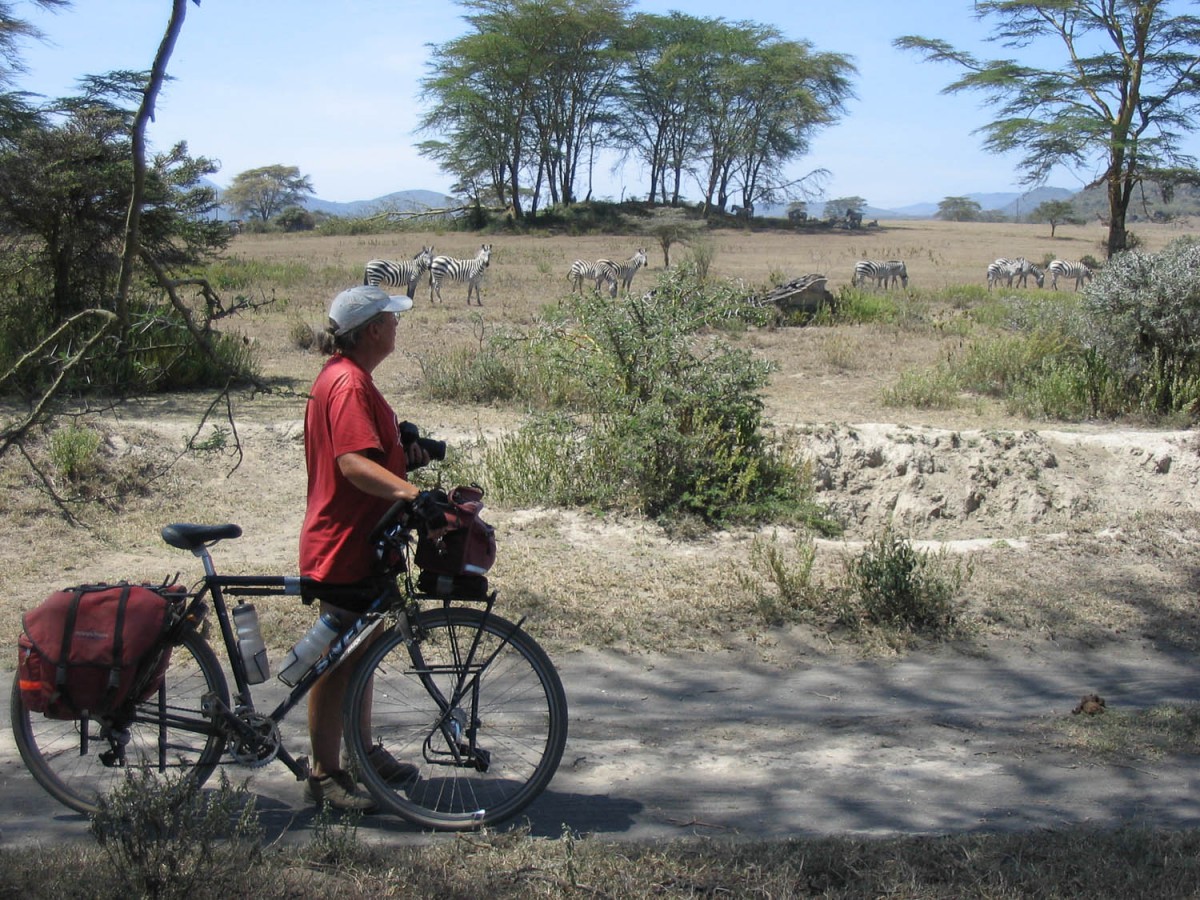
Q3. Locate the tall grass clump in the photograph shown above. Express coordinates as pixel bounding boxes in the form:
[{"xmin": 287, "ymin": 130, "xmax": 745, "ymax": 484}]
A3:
[
  {"xmin": 737, "ymin": 530, "xmax": 827, "ymax": 625},
  {"xmin": 201, "ymin": 256, "xmax": 313, "ymax": 291},
  {"xmin": 833, "ymin": 286, "xmax": 903, "ymax": 324},
  {"xmin": 419, "ymin": 341, "xmax": 523, "ymax": 404},
  {"xmin": 882, "ymin": 367, "xmax": 960, "ymax": 409},
  {"xmin": 440, "ymin": 266, "xmax": 833, "ymax": 529},
  {"xmin": 49, "ymin": 422, "xmax": 102, "ymax": 482}
]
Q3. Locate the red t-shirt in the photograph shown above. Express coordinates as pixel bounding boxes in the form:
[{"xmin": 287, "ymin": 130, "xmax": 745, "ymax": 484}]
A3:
[{"xmin": 299, "ymin": 355, "xmax": 407, "ymax": 583}]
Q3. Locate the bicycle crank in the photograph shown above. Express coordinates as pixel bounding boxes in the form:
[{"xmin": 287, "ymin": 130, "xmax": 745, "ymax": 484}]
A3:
[{"xmin": 227, "ymin": 711, "xmax": 281, "ymax": 767}]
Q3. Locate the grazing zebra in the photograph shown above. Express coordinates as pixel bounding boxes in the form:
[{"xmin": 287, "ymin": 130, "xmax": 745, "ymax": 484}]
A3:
[
  {"xmin": 1047, "ymin": 259, "xmax": 1092, "ymax": 291},
  {"xmin": 566, "ymin": 259, "xmax": 615, "ymax": 294},
  {"xmin": 986, "ymin": 257, "xmax": 1044, "ymax": 290},
  {"xmin": 594, "ymin": 248, "xmax": 648, "ymax": 297},
  {"xmin": 429, "ymin": 243, "xmax": 492, "ymax": 305},
  {"xmin": 851, "ymin": 259, "xmax": 908, "ymax": 289},
  {"xmin": 363, "ymin": 246, "xmax": 434, "ymax": 299}
]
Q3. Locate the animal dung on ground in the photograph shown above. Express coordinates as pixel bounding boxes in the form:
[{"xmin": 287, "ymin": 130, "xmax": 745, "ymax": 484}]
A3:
[{"xmin": 1072, "ymin": 693, "xmax": 1106, "ymax": 715}]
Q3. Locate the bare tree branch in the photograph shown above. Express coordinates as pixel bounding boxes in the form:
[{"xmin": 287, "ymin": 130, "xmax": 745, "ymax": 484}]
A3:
[{"xmin": 0, "ymin": 309, "xmax": 118, "ymax": 458}]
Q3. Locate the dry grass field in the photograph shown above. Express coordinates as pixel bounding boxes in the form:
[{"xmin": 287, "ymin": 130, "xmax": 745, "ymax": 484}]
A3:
[
  {"xmin": 2, "ymin": 216, "xmax": 1199, "ymax": 660},
  {"xmin": 5, "ymin": 218, "xmax": 1200, "ymax": 895}
]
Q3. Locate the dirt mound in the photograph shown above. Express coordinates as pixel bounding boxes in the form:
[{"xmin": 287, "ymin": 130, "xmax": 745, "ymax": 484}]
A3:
[{"xmin": 796, "ymin": 423, "xmax": 1200, "ymax": 540}]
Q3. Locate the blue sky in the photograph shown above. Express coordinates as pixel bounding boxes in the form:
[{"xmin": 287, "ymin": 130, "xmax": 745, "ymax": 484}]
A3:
[{"xmin": 10, "ymin": 0, "xmax": 1173, "ymax": 209}]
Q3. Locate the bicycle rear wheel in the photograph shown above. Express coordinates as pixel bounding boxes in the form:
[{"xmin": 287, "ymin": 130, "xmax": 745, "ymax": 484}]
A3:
[
  {"xmin": 345, "ymin": 606, "xmax": 568, "ymax": 830},
  {"xmin": 11, "ymin": 627, "xmax": 229, "ymax": 815}
]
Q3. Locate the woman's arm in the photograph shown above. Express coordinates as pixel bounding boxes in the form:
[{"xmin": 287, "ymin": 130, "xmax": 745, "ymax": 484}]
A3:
[{"xmin": 336, "ymin": 450, "xmax": 421, "ymax": 503}]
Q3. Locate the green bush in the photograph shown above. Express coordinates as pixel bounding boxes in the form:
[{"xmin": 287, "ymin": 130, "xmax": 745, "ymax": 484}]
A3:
[
  {"xmin": 89, "ymin": 768, "xmax": 262, "ymax": 900},
  {"xmin": 1081, "ymin": 238, "xmax": 1200, "ymax": 416},
  {"xmin": 439, "ymin": 267, "xmax": 832, "ymax": 528},
  {"xmin": 839, "ymin": 527, "xmax": 967, "ymax": 636}
]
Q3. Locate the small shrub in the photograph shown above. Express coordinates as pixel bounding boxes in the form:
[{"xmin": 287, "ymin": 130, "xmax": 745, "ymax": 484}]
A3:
[
  {"xmin": 306, "ymin": 803, "xmax": 365, "ymax": 866},
  {"xmin": 738, "ymin": 530, "xmax": 826, "ymax": 625},
  {"xmin": 289, "ymin": 319, "xmax": 316, "ymax": 350},
  {"xmin": 438, "ymin": 269, "xmax": 830, "ymax": 528},
  {"xmin": 838, "ymin": 526, "xmax": 967, "ymax": 636},
  {"xmin": 49, "ymin": 423, "xmax": 102, "ymax": 482},
  {"xmin": 89, "ymin": 767, "xmax": 262, "ymax": 900}
]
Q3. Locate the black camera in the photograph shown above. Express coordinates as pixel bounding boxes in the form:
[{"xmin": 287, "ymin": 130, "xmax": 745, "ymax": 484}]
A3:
[{"xmin": 398, "ymin": 421, "xmax": 447, "ymax": 462}]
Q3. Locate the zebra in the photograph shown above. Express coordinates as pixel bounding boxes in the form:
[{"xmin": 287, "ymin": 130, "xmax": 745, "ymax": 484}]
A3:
[
  {"xmin": 566, "ymin": 259, "xmax": 615, "ymax": 295},
  {"xmin": 429, "ymin": 243, "xmax": 492, "ymax": 304},
  {"xmin": 1048, "ymin": 259, "xmax": 1092, "ymax": 291},
  {"xmin": 594, "ymin": 248, "xmax": 648, "ymax": 297},
  {"xmin": 851, "ymin": 259, "xmax": 908, "ymax": 289},
  {"xmin": 986, "ymin": 257, "xmax": 1044, "ymax": 290},
  {"xmin": 363, "ymin": 246, "xmax": 434, "ymax": 299}
]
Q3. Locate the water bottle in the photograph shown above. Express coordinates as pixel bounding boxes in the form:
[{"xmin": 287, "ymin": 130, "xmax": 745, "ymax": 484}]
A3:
[
  {"xmin": 277, "ymin": 611, "xmax": 340, "ymax": 686},
  {"xmin": 232, "ymin": 603, "xmax": 269, "ymax": 684}
]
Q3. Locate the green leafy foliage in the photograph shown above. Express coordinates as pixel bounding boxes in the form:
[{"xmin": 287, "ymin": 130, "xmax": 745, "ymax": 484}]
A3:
[
  {"xmin": 839, "ymin": 526, "xmax": 967, "ymax": 636},
  {"xmin": 430, "ymin": 266, "xmax": 833, "ymax": 528},
  {"xmin": 1081, "ymin": 238, "xmax": 1200, "ymax": 416}
]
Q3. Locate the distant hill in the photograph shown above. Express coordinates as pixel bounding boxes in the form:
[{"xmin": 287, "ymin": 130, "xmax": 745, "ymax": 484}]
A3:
[
  {"xmin": 210, "ymin": 185, "xmax": 457, "ymax": 220},
  {"xmin": 758, "ymin": 187, "xmax": 1075, "ymax": 221},
  {"xmin": 303, "ymin": 189, "xmax": 457, "ymax": 218},
  {"xmin": 1070, "ymin": 180, "xmax": 1200, "ymax": 222}
]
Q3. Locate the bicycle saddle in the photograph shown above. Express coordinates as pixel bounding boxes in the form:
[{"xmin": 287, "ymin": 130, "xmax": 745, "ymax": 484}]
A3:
[{"xmin": 160, "ymin": 523, "xmax": 243, "ymax": 550}]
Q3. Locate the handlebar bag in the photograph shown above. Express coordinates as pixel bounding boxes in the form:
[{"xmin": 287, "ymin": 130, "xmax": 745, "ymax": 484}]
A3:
[
  {"xmin": 18, "ymin": 583, "xmax": 182, "ymax": 720},
  {"xmin": 414, "ymin": 485, "xmax": 497, "ymax": 578}
]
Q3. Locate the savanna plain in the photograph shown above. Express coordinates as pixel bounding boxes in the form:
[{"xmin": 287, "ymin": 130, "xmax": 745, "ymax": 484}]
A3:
[{"xmin": 5, "ymin": 217, "xmax": 1200, "ymax": 897}]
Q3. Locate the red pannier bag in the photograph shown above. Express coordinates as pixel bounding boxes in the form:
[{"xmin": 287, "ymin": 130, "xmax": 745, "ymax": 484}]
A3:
[
  {"xmin": 415, "ymin": 485, "xmax": 497, "ymax": 597},
  {"xmin": 17, "ymin": 583, "xmax": 183, "ymax": 720}
]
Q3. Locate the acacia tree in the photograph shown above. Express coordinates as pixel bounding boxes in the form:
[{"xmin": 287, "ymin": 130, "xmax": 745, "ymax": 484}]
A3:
[
  {"xmin": 617, "ymin": 12, "xmax": 723, "ymax": 205},
  {"xmin": 421, "ymin": 0, "xmax": 629, "ymax": 219},
  {"xmin": 896, "ymin": 1, "xmax": 1200, "ymax": 257},
  {"xmin": 223, "ymin": 164, "xmax": 314, "ymax": 222},
  {"xmin": 523, "ymin": 0, "xmax": 628, "ymax": 207},
  {"xmin": 1, "ymin": 0, "xmax": 263, "ymax": 482},
  {"xmin": 721, "ymin": 36, "xmax": 853, "ymax": 215},
  {"xmin": 0, "ymin": 1, "xmax": 70, "ymax": 86},
  {"xmin": 937, "ymin": 196, "xmax": 982, "ymax": 221},
  {"xmin": 1030, "ymin": 198, "xmax": 1081, "ymax": 236}
]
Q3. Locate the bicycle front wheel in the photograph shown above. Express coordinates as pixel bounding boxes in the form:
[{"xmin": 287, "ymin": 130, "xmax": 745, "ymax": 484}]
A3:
[
  {"xmin": 345, "ymin": 606, "xmax": 568, "ymax": 830},
  {"xmin": 11, "ymin": 626, "xmax": 229, "ymax": 816}
]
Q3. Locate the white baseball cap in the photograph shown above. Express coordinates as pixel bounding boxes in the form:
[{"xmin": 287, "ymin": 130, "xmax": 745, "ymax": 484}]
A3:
[{"xmin": 328, "ymin": 284, "xmax": 414, "ymax": 335}]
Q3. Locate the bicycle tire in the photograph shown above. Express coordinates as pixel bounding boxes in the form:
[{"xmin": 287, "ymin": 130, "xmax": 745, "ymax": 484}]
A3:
[
  {"xmin": 344, "ymin": 606, "xmax": 568, "ymax": 830},
  {"xmin": 11, "ymin": 626, "xmax": 229, "ymax": 816}
]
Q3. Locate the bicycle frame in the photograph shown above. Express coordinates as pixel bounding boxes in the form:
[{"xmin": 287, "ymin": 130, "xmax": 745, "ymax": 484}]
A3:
[{"xmin": 172, "ymin": 534, "xmax": 519, "ymax": 782}]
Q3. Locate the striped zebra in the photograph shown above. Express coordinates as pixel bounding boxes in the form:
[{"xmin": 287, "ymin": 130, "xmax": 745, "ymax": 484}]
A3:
[
  {"xmin": 851, "ymin": 259, "xmax": 908, "ymax": 289},
  {"xmin": 363, "ymin": 246, "xmax": 434, "ymax": 299},
  {"xmin": 986, "ymin": 257, "xmax": 1044, "ymax": 290},
  {"xmin": 1047, "ymin": 259, "xmax": 1092, "ymax": 291},
  {"xmin": 429, "ymin": 243, "xmax": 492, "ymax": 305},
  {"xmin": 566, "ymin": 259, "xmax": 615, "ymax": 295},
  {"xmin": 594, "ymin": 248, "xmax": 648, "ymax": 297}
]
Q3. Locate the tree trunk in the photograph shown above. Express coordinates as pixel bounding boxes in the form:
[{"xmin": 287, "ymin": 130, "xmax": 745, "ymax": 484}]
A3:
[{"xmin": 116, "ymin": 0, "xmax": 190, "ymax": 337}]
